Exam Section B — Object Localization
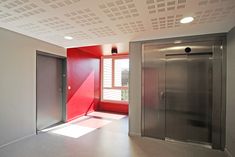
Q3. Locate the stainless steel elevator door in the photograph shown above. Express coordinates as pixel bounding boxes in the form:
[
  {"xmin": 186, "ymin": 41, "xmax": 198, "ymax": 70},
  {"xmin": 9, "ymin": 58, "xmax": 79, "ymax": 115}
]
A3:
[
  {"xmin": 36, "ymin": 54, "xmax": 63, "ymax": 131},
  {"xmin": 165, "ymin": 53, "xmax": 212, "ymax": 144},
  {"xmin": 142, "ymin": 50, "xmax": 166, "ymax": 139}
]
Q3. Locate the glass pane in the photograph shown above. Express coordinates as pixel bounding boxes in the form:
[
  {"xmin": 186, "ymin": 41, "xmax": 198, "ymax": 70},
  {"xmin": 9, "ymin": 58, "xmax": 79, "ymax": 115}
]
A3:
[
  {"xmin": 114, "ymin": 59, "xmax": 129, "ymax": 87},
  {"xmin": 103, "ymin": 89, "xmax": 128, "ymax": 101},
  {"xmin": 121, "ymin": 89, "xmax": 128, "ymax": 101},
  {"xmin": 103, "ymin": 58, "xmax": 112, "ymax": 88}
]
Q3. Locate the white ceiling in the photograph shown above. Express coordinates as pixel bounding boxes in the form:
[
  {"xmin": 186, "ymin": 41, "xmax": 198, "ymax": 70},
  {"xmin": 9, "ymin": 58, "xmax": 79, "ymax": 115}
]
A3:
[{"xmin": 0, "ymin": 0, "xmax": 235, "ymax": 48}]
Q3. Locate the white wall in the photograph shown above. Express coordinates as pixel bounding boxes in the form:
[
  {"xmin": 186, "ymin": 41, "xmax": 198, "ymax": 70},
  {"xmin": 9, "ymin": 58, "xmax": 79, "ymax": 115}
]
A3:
[
  {"xmin": 0, "ymin": 28, "xmax": 66, "ymax": 147},
  {"xmin": 226, "ymin": 27, "xmax": 235, "ymax": 157},
  {"xmin": 129, "ymin": 42, "xmax": 142, "ymax": 135}
]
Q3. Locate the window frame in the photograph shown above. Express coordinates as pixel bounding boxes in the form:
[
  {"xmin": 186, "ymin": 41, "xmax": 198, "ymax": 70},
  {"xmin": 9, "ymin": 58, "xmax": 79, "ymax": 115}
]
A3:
[{"xmin": 101, "ymin": 55, "xmax": 129, "ymax": 104}]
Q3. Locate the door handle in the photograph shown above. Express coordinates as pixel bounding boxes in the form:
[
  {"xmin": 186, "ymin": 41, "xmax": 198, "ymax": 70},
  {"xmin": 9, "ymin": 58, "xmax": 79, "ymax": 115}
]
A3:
[{"xmin": 160, "ymin": 91, "xmax": 165, "ymax": 100}]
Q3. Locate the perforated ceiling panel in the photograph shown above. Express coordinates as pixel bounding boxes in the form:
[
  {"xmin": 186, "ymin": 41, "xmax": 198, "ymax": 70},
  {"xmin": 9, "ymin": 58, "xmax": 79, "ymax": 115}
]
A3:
[
  {"xmin": 39, "ymin": 17, "xmax": 74, "ymax": 31},
  {"xmin": 193, "ymin": 8, "xmax": 233, "ymax": 24},
  {"xmin": 89, "ymin": 26, "xmax": 116, "ymax": 37},
  {"xmin": 146, "ymin": 0, "xmax": 187, "ymax": 14},
  {"xmin": 0, "ymin": 11, "xmax": 11, "ymax": 19},
  {"xmin": 0, "ymin": 0, "xmax": 46, "ymax": 23},
  {"xmin": 64, "ymin": 8, "xmax": 103, "ymax": 26},
  {"xmin": 41, "ymin": 0, "xmax": 80, "ymax": 9},
  {"xmin": 198, "ymin": 0, "xmax": 231, "ymax": 6},
  {"xmin": 151, "ymin": 15, "xmax": 183, "ymax": 30},
  {"xmin": 117, "ymin": 21, "xmax": 145, "ymax": 33},
  {"xmin": 99, "ymin": 0, "xmax": 139, "ymax": 21},
  {"xmin": 0, "ymin": 0, "xmax": 234, "ymax": 48},
  {"xmin": 66, "ymin": 31, "xmax": 91, "ymax": 40},
  {"xmin": 17, "ymin": 23, "xmax": 51, "ymax": 35}
]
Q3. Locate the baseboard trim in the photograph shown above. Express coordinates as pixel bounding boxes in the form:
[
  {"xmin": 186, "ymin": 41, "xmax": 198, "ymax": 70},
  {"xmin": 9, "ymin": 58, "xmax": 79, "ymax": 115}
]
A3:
[
  {"xmin": 129, "ymin": 132, "xmax": 141, "ymax": 136},
  {"xmin": 0, "ymin": 134, "xmax": 35, "ymax": 149},
  {"xmin": 225, "ymin": 148, "xmax": 233, "ymax": 157}
]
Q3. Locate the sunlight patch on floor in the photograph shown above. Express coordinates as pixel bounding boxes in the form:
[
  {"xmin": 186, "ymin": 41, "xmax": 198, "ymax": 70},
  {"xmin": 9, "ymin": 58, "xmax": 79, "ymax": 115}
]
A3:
[
  {"xmin": 51, "ymin": 125, "xmax": 95, "ymax": 138},
  {"xmin": 77, "ymin": 118, "xmax": 111, "ymax": 128},
  {"xmin": 49, "ymin": 116, "xmax": 112, "ymax": 138}
]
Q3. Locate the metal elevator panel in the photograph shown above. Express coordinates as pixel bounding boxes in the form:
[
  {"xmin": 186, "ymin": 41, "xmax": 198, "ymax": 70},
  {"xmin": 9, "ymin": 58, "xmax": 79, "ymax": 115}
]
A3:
[
  {"xmin": 165, "ymin": 53, "xmax": 212, "ymax": 144},
  {"xmin": 142, "ymin": 49, "xmax": 165, "ymax": 139},
  {"xmin": 141, "ymin": 36, "xmax": 225, "ymax": 149}
]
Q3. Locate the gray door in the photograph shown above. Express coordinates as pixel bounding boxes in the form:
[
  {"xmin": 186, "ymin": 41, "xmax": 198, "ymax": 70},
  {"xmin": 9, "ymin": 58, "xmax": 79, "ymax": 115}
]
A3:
[
  {"xmin": 165, "ymin": 53, "xmax": 212, "ymax": 144},
  {"xmin": 36, "ymin": 54, "xmax": 63, "ymax": 131}
]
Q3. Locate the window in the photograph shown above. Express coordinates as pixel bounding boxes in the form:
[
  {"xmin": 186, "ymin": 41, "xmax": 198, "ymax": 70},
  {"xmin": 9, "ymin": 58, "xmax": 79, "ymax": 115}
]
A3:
[{"xmin": 102, "ymin": 56, "xmax": 129, "ymax": 103}]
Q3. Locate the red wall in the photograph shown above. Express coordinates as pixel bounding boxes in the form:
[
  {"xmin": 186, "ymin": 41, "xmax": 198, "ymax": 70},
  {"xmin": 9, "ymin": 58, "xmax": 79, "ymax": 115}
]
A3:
[
  {"xmin": 67, "ymin": 48, "xmax": 100, "ymax": 121},
  {"xmin": 98, "ymin": 102, "xmax": 128, "ymax": 114},
  {"xmin": 67, "ymin": 45, "xmax": 129, "ymax": 119}
]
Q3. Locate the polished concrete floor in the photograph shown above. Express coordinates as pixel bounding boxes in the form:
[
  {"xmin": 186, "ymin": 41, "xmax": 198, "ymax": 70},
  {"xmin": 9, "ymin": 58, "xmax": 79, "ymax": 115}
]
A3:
[{"xmin": 0, "ymin": 112, "xmax": 227, "ymax": 157}]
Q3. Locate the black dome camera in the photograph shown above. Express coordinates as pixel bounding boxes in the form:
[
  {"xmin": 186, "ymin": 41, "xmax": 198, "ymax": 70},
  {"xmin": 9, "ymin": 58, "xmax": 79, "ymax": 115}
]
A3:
[{"xmin": 185, "ymin": 47, "xmax": 191, "ymax": 53}]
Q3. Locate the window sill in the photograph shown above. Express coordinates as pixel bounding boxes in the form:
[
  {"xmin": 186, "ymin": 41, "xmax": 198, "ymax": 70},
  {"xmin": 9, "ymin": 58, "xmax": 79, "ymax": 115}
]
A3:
[{"xmin": 100, "ymin": 100, "xmax": 129, "ymax": 105}]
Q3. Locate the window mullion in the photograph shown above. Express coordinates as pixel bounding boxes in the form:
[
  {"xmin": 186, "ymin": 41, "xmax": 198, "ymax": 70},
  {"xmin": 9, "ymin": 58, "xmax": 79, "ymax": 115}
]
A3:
[{"xmin": 112, "ymin": 58, "xmax": 115, "ymax": 88}]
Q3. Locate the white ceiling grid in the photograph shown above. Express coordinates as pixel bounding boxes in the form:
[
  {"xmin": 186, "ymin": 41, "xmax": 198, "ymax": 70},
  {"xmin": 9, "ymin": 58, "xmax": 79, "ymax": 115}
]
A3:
[{"xmin": 0, "ymin": 0, "xmax": 234, "ymax": 48}]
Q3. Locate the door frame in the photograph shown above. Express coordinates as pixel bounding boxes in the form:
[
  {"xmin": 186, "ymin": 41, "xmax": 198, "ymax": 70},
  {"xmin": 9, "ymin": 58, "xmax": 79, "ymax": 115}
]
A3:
[
  {"xmin": 141, "ymin": 33, "xmax": 227, "ymax": 150},
  {"xmin": 36, "ymin": 51, "xmax": 67, "ymax": 133}
]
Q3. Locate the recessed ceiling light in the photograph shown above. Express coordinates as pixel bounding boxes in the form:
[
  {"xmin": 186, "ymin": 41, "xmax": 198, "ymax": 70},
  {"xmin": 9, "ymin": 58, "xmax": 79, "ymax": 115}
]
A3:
[
  {"xmin": 180, "ymin": 17, "xmax": 194, "ymax": 24},
  {"xmin": 64, "ymin": 36, "xmax": 73, "ymax": 40}
]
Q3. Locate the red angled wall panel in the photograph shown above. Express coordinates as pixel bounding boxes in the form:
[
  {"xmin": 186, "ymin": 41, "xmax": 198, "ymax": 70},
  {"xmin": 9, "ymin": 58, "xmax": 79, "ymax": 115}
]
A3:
[{"xmin": 67, "ymin": 48, "xmax": 100, "ymax": 121}]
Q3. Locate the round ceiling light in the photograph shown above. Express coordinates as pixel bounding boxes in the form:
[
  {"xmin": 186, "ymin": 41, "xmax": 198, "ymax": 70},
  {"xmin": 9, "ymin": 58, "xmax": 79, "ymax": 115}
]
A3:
[
  {"xmin": 64, "ymin": 36, "xmax": 73, "ymax": 40},
  {"xmin": 180, "ymin": 17, "xmax": 194, "ymax": 24}
]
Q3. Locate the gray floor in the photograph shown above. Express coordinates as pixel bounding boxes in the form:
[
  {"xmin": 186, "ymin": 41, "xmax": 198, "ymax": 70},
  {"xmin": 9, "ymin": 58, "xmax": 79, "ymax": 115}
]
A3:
[{"xmin": 0, "ymin": 114, "xmax": 227, "ymax": 157}]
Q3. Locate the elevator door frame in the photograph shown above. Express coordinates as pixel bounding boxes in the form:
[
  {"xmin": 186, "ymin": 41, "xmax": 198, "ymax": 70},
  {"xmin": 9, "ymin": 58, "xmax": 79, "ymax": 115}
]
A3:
[{"xmin": 141, "ymin": 34, "xmax": 226, "ymax": 150}]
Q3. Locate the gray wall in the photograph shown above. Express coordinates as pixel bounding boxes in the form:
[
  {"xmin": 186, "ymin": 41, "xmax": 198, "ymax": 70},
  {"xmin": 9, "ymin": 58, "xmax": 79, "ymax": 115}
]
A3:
[
  {"xmin": 0, "ymin": 28, "xmax": 66, "ymax": 147},
  {"xmin": 129, "ymin": 42, "xmax": 142, "ymax": 135},
  {"xmin": 226, "ymin": 27, "xmax": 235, "ymax": 157}
]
